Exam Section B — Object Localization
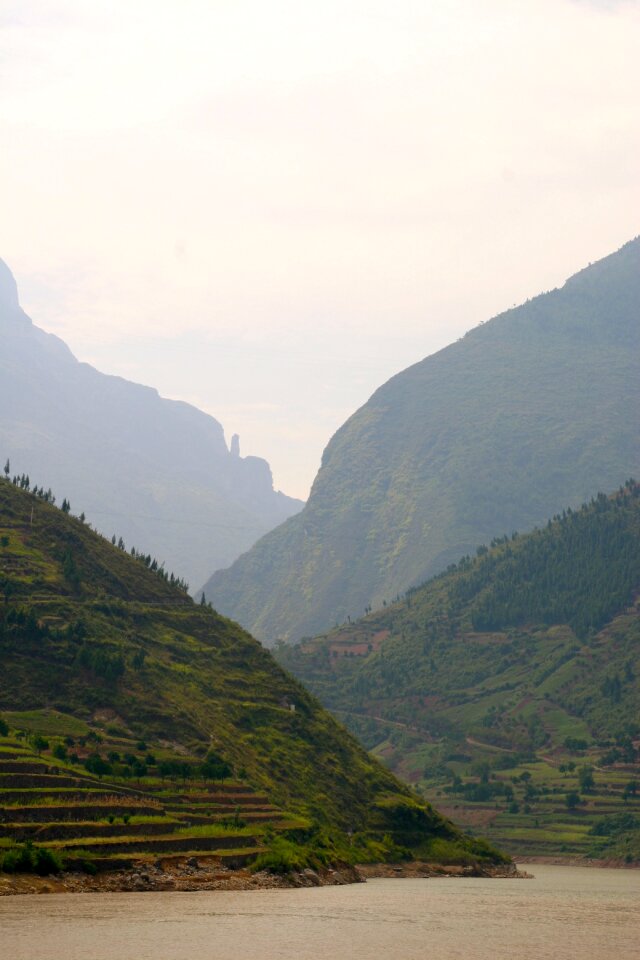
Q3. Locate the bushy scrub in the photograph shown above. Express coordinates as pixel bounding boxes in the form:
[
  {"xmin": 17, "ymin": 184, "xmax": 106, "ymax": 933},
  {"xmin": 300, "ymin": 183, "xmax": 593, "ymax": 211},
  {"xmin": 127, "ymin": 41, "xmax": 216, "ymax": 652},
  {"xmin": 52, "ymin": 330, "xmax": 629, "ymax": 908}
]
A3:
[
  {"xmin": 1, "ymin": 842, "xmax": 64, "ymax": 875},
  {"xmin": 419, "ymin": 835, "xmax": 509, "ymax": 866},
  {"xmin": 250, "ymin": 836, "xmax": 321, "ymax": 875},
  {"xmin": 251, "ymin": 825, "xmax": 416, "ymax": 874}
]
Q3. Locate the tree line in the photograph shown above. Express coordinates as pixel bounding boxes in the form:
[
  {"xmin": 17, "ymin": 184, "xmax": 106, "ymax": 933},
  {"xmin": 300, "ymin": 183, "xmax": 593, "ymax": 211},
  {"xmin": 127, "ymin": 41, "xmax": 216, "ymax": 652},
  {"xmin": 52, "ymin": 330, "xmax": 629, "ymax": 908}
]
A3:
[
  {"xmin": 2, "ymin": 457, "xmax": 190, "ymax": 595},
  {"xmin": 447, "ymin": 481, "xmax": 640, "ymax": 638}
]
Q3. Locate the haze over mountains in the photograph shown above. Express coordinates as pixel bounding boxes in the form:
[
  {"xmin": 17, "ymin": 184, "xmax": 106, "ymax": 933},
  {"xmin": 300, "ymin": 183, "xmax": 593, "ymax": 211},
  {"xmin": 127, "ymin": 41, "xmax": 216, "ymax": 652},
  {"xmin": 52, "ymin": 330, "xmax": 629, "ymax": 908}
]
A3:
[
  {"xmin": 0, "ymin": 260, "xmax": 302, "ymax": 590},
  {"xmin": 204, "ymin": 238, "xmax": 640, "ymax": 643}
]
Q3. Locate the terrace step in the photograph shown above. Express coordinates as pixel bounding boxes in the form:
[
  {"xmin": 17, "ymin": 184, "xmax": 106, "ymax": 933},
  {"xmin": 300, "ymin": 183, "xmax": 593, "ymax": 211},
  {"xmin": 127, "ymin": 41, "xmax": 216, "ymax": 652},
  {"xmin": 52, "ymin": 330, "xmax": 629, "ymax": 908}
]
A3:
[
  {"xmin": 0, "ymin": 789, "xmax": 139, "ymax": 804},
  {"xmin": 158, "ymin": 793, "xmax": 270, "ymax": 806},
  {"xmin": 171, "ymin": 811, "xmax": 285, "ymax": 826},
  {"xmin": 164, "ymin": 803, "xmax": 276, "ymax": 815},
  {"xmin": 143, "ymin": 782, "xmax": 255, "ymax": 795},
  {"xmin": 0, "ymin": 802, "xmax": 163, "ymax": 822},
  {"xmin": 0, "ymin": 773, "xmax": 111, "ymax": 790},
  {"xmin": 0, "ymin": 772, "xmax": 146, "ymax": 795},
  {"xmin": 0, "ymin": 760, "xmax": 52, "ymax": 774},
  {"xmin": 1, "ymin": 819, "xmax": 178, "ymax": 841},
  {"xmin": 54, "ymin": 833, "xmax": 259, "ymax": 856},
  {"xmin": 79, "ymin": 849, "xmax": 262, "ymax": 872}
]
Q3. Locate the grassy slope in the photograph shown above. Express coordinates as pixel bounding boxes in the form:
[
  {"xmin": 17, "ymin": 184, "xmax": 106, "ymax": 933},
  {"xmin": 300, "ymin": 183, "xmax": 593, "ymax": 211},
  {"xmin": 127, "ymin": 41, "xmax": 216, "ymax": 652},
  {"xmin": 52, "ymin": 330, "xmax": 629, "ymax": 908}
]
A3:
[
  {"xmin": 277, "ymin": 484, "xmax": 640, "ymax": 860},
  {"xmin": 204, "ymin": 236, "xmax": 640, "ymax": 642},
  {"xmin": 0, "ymin": 479, "xmax": 503, "ymax": 867}
]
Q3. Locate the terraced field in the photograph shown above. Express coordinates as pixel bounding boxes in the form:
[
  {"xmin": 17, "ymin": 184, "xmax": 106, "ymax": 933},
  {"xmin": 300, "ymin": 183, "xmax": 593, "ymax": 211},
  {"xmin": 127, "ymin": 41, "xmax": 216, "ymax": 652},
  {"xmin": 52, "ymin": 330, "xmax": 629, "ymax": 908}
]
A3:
[
  {"xmin": 417, "ymin": 749, "xmax": 640, "ymax": 860},
  {"xmin": 0, "ymin": 731, "xmax": 300, "ymax": 873}
]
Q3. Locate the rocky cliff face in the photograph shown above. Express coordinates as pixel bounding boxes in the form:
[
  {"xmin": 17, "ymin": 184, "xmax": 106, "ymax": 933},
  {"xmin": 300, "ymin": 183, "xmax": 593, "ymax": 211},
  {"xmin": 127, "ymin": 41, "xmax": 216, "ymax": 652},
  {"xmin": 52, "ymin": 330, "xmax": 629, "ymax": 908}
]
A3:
[{"xmin": 0, "ymin": 260, "xmax": 303, "ymax": 588}]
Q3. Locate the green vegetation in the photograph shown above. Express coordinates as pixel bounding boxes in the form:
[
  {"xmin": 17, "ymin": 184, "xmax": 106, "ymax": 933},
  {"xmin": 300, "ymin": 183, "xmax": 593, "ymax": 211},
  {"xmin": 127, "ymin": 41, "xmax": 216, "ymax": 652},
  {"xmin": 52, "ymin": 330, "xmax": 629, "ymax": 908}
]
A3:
[
  {"xmin": 277, "ymin": 484, "xmax": 640, "ymax": 861},
  {"xmin": 448, "ymin": 489, "xmax": 640, "ymax": 638},
  {"xmin": 588, "ymin": 812, "xmax": 640, "ymax": 861},
  {"xmin": 1, "ymin": 841, "xmax": 63, "ymax": 876},
  {"xmin": 205, "ymin": 237, "xmax": 640, "ymax": 642},
  {"xmin": 0, "ymin": 478, "xmax": 500, "ymax": 873}
]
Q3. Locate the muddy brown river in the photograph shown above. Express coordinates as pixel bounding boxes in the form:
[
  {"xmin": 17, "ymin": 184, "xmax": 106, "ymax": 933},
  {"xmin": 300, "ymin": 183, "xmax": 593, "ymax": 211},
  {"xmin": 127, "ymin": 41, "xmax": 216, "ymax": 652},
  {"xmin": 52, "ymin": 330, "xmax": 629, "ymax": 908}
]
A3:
[{"xmin": 1, "ymin": 865, "xmax": 639, "ymax": 960}]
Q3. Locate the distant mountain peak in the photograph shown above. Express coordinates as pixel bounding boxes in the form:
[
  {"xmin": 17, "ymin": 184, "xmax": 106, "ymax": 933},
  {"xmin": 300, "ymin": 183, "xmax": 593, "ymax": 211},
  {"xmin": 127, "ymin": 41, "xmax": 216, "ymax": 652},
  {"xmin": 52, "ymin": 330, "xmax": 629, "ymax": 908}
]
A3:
[
  {"xmin": 0, "ymin": 259, "xmax": 19, "ymax": 311},
  {"xmin": 0, "ymin": 262, "xmax": 304, "ymax": 588}
]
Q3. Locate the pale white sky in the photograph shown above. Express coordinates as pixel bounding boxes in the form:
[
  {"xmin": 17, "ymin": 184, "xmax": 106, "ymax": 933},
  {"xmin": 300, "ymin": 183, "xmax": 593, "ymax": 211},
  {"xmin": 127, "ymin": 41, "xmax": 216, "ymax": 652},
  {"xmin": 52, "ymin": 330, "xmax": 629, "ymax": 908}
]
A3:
[{"xmin": 1, "ymin": 0, "xmax": 639, "ymax": 498}]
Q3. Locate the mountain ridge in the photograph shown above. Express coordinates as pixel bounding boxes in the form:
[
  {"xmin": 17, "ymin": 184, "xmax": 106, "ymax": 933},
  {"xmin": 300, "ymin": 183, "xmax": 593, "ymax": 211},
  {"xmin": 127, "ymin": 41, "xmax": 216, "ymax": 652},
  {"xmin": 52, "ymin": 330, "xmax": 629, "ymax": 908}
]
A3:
[
  {"xmin": 203, "ymin": 237, "xmax": 640, "ymax": 641},
  {"xmin": 0, "ymin": 260, "xmax": 303, "ymax": 589}
]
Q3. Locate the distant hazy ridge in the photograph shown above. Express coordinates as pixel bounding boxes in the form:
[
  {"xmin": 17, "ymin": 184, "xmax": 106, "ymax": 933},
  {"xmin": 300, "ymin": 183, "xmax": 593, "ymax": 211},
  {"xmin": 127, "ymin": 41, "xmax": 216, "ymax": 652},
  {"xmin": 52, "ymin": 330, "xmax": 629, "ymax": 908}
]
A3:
[
  {"xmin": 204, "ymin": 237, "xmax": 640, "ymax": 642},
  {"xmin": 0, "ymin": 260, "xmax": 302, "ymax": 589}
]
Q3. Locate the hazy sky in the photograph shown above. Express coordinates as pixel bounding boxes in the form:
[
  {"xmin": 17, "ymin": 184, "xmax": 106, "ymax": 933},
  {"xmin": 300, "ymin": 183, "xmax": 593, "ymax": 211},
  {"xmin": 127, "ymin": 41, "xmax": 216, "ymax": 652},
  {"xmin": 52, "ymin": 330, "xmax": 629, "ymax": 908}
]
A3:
[{"xmin": 1, "ymin": 0, "xmax": 639, "ymax": 499}]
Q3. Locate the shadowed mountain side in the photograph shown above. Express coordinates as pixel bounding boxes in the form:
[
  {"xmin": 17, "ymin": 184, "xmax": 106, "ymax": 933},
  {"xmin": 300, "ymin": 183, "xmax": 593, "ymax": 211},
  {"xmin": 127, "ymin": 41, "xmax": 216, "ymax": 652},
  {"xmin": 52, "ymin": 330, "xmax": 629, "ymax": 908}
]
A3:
[
  {"xmin": 0, "ymin": 260, "xmax": 303, "ymax": 589},
  {"xmin": 203, "ymin": 237, "xmax": 640, "ymax": 643}
]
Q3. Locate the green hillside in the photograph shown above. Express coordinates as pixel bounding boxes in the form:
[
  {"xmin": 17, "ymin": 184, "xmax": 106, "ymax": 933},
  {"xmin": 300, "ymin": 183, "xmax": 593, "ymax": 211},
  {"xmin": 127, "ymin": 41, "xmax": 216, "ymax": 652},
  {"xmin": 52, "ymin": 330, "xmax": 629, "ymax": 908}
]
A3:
[
  {"xmin": 0, "ymin": 476, "xmax": 503, "ymax": 876},
  {"xmin": 204, "ymin": 237, "xmax": 640, "ymax": 642},
  {"xmin": 277, "ymin": 483, "xmax": 640, "ymax": 861}
]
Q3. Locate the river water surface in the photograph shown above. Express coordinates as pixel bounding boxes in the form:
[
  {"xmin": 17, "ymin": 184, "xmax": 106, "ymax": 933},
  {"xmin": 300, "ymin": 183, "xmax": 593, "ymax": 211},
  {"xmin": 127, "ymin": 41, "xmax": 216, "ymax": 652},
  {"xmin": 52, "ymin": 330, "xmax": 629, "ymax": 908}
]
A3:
[{"xmin": 1, "ymin": 865, "xmax": 639, "ymax": 960}]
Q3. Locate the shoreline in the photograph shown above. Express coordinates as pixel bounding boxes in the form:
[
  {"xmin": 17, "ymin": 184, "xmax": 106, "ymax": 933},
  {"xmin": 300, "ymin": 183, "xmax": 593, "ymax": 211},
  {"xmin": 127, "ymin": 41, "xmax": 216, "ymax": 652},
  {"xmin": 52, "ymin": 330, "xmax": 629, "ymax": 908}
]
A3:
[
  {"xmin": 357, "ymin": 861, "xmax": 526, "ymax": 880},
  {"xmin": 0, "ymin": 857, "xmax": 524, "ymax": 896},
  {"xmin": 513, "ymin": 855, "xmax": 639, "ymax": 870},
  {"xmin": 2, "ymin": 855, "xmax": 636, "ymax": 896},
  {"xmin": 0, "ymin": 856, "xmax": 362, "ymax": 896}
]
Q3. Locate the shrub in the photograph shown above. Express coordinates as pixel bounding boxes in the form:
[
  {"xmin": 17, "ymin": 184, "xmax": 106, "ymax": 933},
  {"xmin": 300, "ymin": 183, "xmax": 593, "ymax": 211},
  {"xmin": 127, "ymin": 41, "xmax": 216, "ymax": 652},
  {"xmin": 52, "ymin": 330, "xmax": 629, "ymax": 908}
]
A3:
[
  {"xmin": 33, "ymin": 847, "xmax": 63, "ymax": 876},
  {"xmin": 590, "ymin": 812, "xmax": 639, "ymax": 837},
  {"xmin": 29, "ymin": 734, "xmax": 49, "ymax": 755},
  {"xmin": 1, "ymin": 845, "xmax": 35, "ymax": 873},
  {"xmin": 250, "ymin": 837, "xmax": 321, "ymax": 875},
  {"xmin": 84, "ymin": 753, "xmax": 112, "ymax": 778},
  {"xmin": 421, "ymin": 834, "xmax": 509, "ymax": 866},
  {"xmin": 1, "ymin": 842, "xmax": 63, "ymax": 875}
]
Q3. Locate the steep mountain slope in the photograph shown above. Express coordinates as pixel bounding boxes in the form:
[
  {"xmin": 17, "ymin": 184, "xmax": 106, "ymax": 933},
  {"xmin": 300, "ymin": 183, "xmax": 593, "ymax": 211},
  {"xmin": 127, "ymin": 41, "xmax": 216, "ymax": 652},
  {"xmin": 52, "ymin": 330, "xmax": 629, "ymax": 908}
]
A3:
[
  {"xmin": 0, "ymin": 260, "xmax": 302, "ymax": 590},
  {"xmin": 0, "ymin": 477, "xmax": 502, "ymax": 868},
  {"xmin": 204, "ymin": 238, "xmax": 640, "ymax": 642},
  {"xmin": 277, "ymin": 483, "xmax": 640, "ymax": 858}
]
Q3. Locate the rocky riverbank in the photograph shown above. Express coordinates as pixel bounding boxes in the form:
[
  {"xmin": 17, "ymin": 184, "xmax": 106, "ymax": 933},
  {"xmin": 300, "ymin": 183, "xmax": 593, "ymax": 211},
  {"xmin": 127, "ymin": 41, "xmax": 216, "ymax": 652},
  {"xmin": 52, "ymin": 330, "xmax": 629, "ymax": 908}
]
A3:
[
  {"xmin": 0, "ymin": 856, "xmax": 363, "ymax": 896},
  {"xmin": 0, "ymin": 856, "xmax": 529, "ymax": 895},
  {"xmin": 357, "ymin": 861, "xmax": 528, "ymax": 880}
]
